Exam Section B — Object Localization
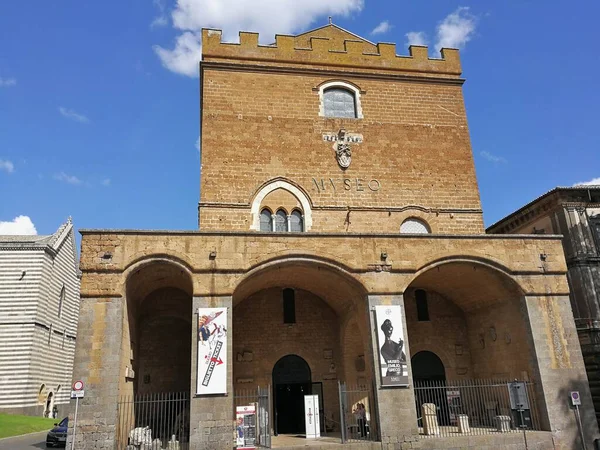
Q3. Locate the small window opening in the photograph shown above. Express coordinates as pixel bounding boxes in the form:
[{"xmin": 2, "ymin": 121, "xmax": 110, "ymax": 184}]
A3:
[
  {"xmin": 260, "ymin": 208, "xmax": 273, "ymax": 232},
  {"xmin": 275, "ymin": 209, "xmax": 288, "ymax": 232},
  {"xmin": 283, "ymin": 288, "xmax": 296, "ymax": 324},
  {"xmin": 290, "ymin": 210, "xmax": 304, "ymax": 232},
  {"xmin": 415, "ymin": 289, "xmax": 430, "ymax": 321},
  {"xmin": 58, "ymin": 286, "xmax": 65, "ymax": 318}
]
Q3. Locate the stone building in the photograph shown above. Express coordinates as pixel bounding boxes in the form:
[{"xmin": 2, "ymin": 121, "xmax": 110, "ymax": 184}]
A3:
[
  {"xmin": 0, "ymin": 218, "xmax": 80, "ymax": 416},
  {"xmin": 69, "ymin": 24, "xmax": 599, "ymax": 449},
  {"xmin": 488, "ymin": 185, "xmax": 600, "ymax": 424}
]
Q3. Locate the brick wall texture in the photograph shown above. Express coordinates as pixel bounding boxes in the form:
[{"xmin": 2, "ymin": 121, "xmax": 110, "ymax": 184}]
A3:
[{"xmin": 69, "ymin": 24, "xmax": 600, "ymax": 450}]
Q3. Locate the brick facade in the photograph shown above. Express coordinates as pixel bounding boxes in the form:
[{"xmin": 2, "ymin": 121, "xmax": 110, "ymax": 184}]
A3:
[{"xmin": 68, "ymin": 24, "xmax": 599, "ymax": 450}]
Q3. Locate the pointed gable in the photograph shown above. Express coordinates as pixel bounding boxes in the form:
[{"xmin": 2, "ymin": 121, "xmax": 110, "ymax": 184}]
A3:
[{"xmin": 293, "ymin": 24, "xmax": 378, "ymax": 53}]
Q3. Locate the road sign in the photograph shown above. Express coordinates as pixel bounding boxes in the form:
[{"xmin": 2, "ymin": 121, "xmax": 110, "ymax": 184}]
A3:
[
  {"xmin": 570, "ymin": 391, "xmax": 581, "ymax": 406},
  {"xmin": 71, "ymin": 390, "xmax": 84, "ymax": 399},
  {"xmin": 73, "ymin": 380, "xmax": 84, "ymax": 391}
]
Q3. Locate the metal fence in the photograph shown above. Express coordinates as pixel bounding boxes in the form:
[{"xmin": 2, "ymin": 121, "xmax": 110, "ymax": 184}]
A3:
[
  {"xmin": 338, "ymin": 382, "xmax": 379, "ymax": 443},
  {"xmin": 234, "ymin": 386, "xmax": 271, "ymax": 448},
  {"xmin": 414, "ymin": 379, "xmax": 542, "ymax": 438},
  {"xmin": 116, "ymin": 392, "xmax": 190, "ymax": 450}
]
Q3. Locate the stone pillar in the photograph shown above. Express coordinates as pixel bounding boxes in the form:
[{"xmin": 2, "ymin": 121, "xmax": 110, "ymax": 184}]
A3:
[
  {"xmin": 524, "ymin": 294, "xmax": 600, "ymax": 448},
  {"xmin": 367, "ymin": 295, "xmax": 419, "ymax": 449},
  {"xmin": 66, "ymin": 297, "xmax": 124, "ymax": 450},
  {"xmin": 189, "ymin": 296, "xmax": 233, "ymax": 450}
]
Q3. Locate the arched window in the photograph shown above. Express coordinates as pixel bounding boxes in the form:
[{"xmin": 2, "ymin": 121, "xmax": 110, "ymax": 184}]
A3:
[
  {"xmin": 58, "ymin": 285, "xmax": 65, "ymax": 318},
  {"xmin": 290, "ymin": 210, "xmax": 304, "ymax": 232},
  {"xmin": 400, "ymin": 218, "xmax": 431, "ymax": 234},
  {"xmin": 275, "ymin": 209, "xmax": 288, "ymax": 232},
  {"xmin": 260, "ymin": 208, "xmax": 273, "ymax": 232},
  {"xmin": 323, "ymin": 88, "xmax": 357, "ymax": 118}
]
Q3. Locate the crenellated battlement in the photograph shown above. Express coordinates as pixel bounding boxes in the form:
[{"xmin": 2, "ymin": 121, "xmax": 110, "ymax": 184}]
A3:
[{"xmin": 201, "ymin": 25, "xmax": 462, "ymax": 76}]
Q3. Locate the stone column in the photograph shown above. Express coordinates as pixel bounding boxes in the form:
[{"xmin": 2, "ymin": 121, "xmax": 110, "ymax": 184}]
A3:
[
  {"xmin": 367, "ymin": 295, "xmax": 419, "ymax": 449},
  {"xmin": 524, "ymin": 294, "xmax": 600, "ymax": 449},
  {"xmin": 66, "ymin": 297, "xmax": 124, "ymax": 450},
  {"xmin": 189, "ymin": 296, "xmax": 233, "ymax": 450}
]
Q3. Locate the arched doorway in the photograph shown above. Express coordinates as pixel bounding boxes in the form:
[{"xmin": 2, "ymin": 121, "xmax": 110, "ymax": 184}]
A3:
[
  {"xmin": 273, "ymin": 355, "xmax": 311, "ymax": 435},
  {"xmin": 45, "ymin": 392, "xmax": 54, "ymax": 418},
  {"xmin": 411, "ymin": 351, "xmax": 446, "ymax": 382}
]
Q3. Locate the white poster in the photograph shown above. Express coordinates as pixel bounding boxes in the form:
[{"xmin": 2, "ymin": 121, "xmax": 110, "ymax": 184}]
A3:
[
  {"xmin": 236, "ymin": 405, "xmax": 256, "ymax": 449},
  {"xmin": 197, "ymin": 307, "xmax": 228, "ymax": 395},
  {"xmin": 375, "ymin": 305, "xmax": 409, "ymax": 386},
  {"xmin": 304, "ymin": 395, "xmax": 320, "ymax": 438}
]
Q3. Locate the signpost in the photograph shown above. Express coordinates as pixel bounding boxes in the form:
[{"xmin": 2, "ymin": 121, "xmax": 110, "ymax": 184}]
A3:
[
  {"xmin": 508, "ymin": 381, "xmax": 529, "ymax": 450},
  {"xmin": 570, "ymin": 391, "xmax": 587, "ymax": 450},
  {"xmin": 70, "ymin": 380, "xmax": 84, "ymax": 450},
  {"xmin": 236, "ymin": 405, "xmax": 256, "ymax": 449}
]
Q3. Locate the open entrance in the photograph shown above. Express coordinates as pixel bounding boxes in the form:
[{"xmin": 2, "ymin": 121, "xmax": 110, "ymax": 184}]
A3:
[
  {"xmin": 117, "ymin": 259, "xmax": 193, "ymax": 449},
  {"xmin": 406, "ymin": 260, "xmax": 546, "ymax": 435},
  {"xmin": 273, "ymin": 355, "xmax": 311, "ymax": 435},
  {"xmin": 412, "ymin": 351, "xmax": 446, "ymax": 382},
  {"xmin": 232, "ymin": 258, "xmax": 377, "ymax": 443}
]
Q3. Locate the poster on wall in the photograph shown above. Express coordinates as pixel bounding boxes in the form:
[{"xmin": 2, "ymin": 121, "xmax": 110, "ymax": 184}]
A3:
[
  {"xmin": 375, "ymin": 305, "xmax": 409, "ymax": 387},
  {"xmin": 197, "ymin": 307, "xmax": 228, "ymax": 395},
  {"xmin": 236, "ymin": 405, "xmax": 256, "ymax": 449}
]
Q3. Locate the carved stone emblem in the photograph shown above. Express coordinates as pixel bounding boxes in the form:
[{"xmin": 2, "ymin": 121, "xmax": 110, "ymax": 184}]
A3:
[{"xmin": 322, "ymin": 129, "xmax": 363, "ymax": 169}]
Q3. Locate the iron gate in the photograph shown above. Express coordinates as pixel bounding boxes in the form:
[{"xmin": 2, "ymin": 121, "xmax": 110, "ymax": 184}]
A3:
[
  {"xmin": 338, "ymin": 381, "xmax": 379, "ymax": 443},
  {"xmin": 116, "ymin": 392, "xmax": 190, "ymax": 450}
]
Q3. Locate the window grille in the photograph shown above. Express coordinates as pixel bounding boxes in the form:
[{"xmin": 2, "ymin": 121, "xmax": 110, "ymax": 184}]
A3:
[
  {"xmin": 400, "ymin": 219, "xmax": 430, "ymax": 234},
  {"xmin": 323, "ymin": 88, "xmax": 357, "ymax": 118}
]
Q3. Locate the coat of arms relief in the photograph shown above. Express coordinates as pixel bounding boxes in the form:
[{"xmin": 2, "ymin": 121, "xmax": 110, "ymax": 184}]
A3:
[{"xmin": 322, "ymin": 129, "xmax": 363, "ymax": 169}]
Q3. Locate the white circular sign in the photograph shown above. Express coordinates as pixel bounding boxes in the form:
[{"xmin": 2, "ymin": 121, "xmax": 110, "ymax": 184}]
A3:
[{"xmin": 73, "ymin": 380, "xmax": 84, "ymax": 391}]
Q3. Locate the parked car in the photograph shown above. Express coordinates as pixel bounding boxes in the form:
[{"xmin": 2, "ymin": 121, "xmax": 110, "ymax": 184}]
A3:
[{"xmin": 46, "ymin": 417, "xmax": 68, "ymax": 447}]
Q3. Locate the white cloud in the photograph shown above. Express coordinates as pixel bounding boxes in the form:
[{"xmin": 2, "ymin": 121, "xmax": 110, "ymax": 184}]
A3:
[
  {"xmin": 435, "ymin": 7, "xmax": 476, "ymax": 51},
  {"xmin": 195, "ymin": 136, "xmax": 201, "ymax": 152},
  {"xmin": 54, "ymin": 172, "xmax": 83, "ymax": 185},
  {"xmin": 406, "ymin": 31, "xmax": 428, "ymax": 47},
  {"xmin": 371, "ymin": 20, "xmax": 391, "ymax": 35},
  {"xmin": 0, "ymin": 216, "xmax": 37, "ymax": 235},
  {"xmin": 154, "ymin": 0, "xmax": 364, "ymax": 77},
  {"xmin": 0, "ymin": 77, "xmax": 16, "ymax": 87},
  {"xmin": 101, "ymin": 178, "xmax": 111, "ymax": 186},
  {"xmin": 0, "ymin": 159, "xmax": 14, "ymax": 173},
  {"xmin": 151, "ymin": 15, "xmax": 169, "ymax": 28},
  {"xmin": 573, "ymin": 177, "xmax": 600, "ymax": 186},
  {"xmin": 480, "ymin": 151, "xmax": 506, "ymax": 164},
  {"xmin": 151, "ymin": 0, "xmax": 168, "ymax": 28},
  {"xmin": 58, "ymin": 107, "xmax": 90, "ymax": 124}
]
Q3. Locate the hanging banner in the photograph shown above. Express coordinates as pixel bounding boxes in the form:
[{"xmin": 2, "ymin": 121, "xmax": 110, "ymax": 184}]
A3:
[
  {"xmin": 375, "ymin": 305, "xmax": 409, "ymax": 387},
  {"xmin": 197, "ymin": 307, "xmax": 228, "ymax": 395}
]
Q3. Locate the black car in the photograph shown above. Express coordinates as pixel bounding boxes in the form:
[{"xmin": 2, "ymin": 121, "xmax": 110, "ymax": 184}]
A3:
[{"xmin": 46, "ymin": 417, "xmax": 68, "ymax": 447}]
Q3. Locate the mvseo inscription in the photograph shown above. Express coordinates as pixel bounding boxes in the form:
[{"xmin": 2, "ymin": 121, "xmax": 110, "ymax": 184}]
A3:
[{"xmin": 313, "ymin": 178, "xmax": 381, "ymax": 193}]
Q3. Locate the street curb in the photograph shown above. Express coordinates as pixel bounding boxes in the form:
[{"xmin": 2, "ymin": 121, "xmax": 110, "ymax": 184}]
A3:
[{"xmin": 0, "ymin": 430, "xmax": 47, "ymax": 441}]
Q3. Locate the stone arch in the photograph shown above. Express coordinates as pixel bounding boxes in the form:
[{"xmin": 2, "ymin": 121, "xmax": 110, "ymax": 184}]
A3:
[
  {"xmin": 406, "ymin": 258, "xmax": 531, "ymax": 381},
  {"xmin": 250, "ymin": 178, "xmax": 313, "ymax": 231},
  {"xmin": 232, "ymin": 256, "xmax": 370, "ymax": 433},
  {"xmin": 122, "ymin": 258, "xmax": 194, "ymax": 398}
]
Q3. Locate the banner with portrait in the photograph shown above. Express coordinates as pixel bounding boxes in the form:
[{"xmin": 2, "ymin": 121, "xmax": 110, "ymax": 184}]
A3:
[
  {"xmin": 375, "ymin": 305, "xmax": 409, "ymax": 387},
  {"xmin": 197, "ymin": 307, "xmax": 228, "ymax": 395}
]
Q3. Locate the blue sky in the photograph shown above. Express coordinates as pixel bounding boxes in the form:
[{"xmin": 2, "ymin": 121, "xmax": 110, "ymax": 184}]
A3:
[{"xmin": 1, "ymin": 0, "xmax": 599, "ymax": 237}]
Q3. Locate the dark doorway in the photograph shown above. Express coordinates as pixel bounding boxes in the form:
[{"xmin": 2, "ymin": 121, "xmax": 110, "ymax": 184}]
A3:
[
  {"xmin": 412, "ymin": 351, "xmax": 446, "ymax": 381},
  {"xmin": 272, "ymin": 355, "xmax": 311, "ymax": 435},
  {"xmin": 411, "ymin": 351, "xmax": 450, "ymax": 425}
]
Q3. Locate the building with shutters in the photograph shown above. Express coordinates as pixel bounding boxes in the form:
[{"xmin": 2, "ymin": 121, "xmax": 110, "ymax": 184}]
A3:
[
  {"xmin": 69, "ymin": 24, "xmax": 599, "ymax": 450},
  {"xmin": 0, "ymin": 218, "xmax": 80, "ymax": 416}
]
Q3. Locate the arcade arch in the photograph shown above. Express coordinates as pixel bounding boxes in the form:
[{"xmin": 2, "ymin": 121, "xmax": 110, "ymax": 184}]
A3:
[{"xmin": 232, "ymin": 258, "xmax": 373, "ymax": 434}]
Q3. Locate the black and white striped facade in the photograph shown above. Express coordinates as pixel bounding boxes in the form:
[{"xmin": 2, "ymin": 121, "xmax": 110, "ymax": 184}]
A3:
[{"xmin": 0, "ymin": 219, "xmax": 80, "ymax": 416}]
